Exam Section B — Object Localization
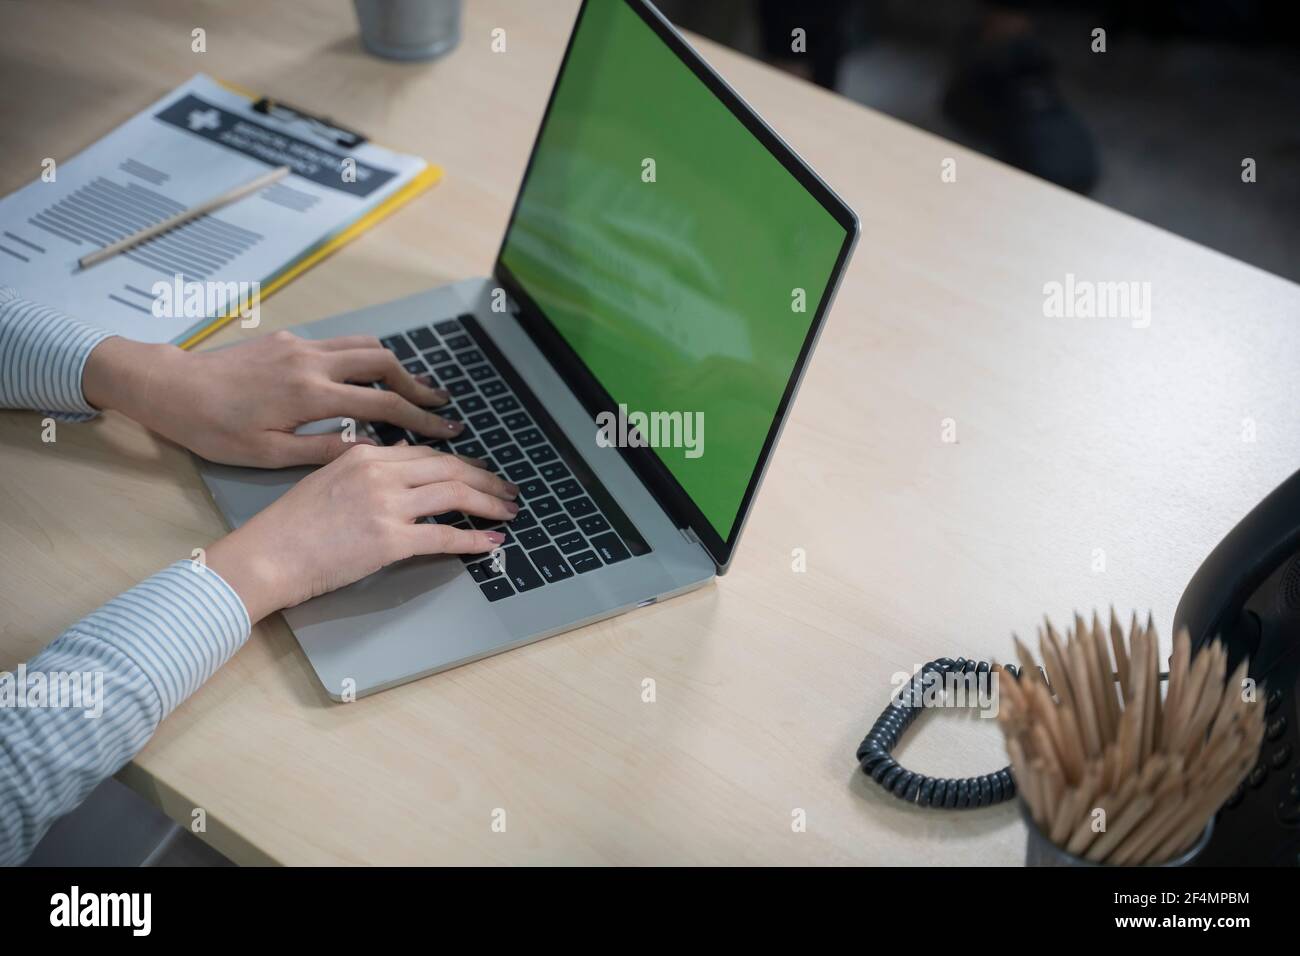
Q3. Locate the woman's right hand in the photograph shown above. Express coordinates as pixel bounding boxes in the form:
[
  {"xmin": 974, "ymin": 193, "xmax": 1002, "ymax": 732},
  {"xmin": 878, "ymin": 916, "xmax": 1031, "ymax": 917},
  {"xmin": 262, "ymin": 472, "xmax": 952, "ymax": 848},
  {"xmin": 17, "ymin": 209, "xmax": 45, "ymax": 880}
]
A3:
[{"xmin": 205, "ymin": 443, "xmax": 519, "ymax": 623}]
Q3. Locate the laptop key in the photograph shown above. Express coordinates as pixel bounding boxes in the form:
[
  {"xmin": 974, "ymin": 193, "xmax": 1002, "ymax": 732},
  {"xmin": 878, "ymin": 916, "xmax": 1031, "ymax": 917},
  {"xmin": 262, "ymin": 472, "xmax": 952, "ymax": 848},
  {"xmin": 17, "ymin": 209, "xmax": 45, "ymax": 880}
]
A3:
[
  {"xmin": 494, "ymin": 444, "xmax": 524, "ymax": 464},
  {"xmin": 550, "ymin": 478, "xmax": 582, "ymax": 499},
  {"xmin": 455, "ymin": 349, "xmax": 484, "ymax": 366},
  {"xmin": 432, "ymin": 511, "xmax": 465, "ymax": 525},
  {"xmin": 554, "ymin": 532, "xmax": 585, "ymax": 554},
  {"xmin": 539, "ymin": 461, "xmax": 570, "ymax": 482},
  {"xmin": 479, "ymin": 578, "xmax": 515, "ymax": 602},
  {"xmin": 480, "ymin": 380, "xmax": 508, "ymax": 397},
  {"xmin": 514, "ymin": 427, "xmax": 544, "ymax": 447},
  {"xmin": 372, "ymin": 423, "xmax": 405, "ymax": 445},
  {"xmin": 481, "ymin": 427, "xmax": 511, "ymax": 449},
  {"xmin": 590, "ymin": 532, "xmax": 631, "ymax": 564},
  {"xmin": 527, "ymin": 445, "xmax": 558, "ymax": 465},
  {"xmin": 528, "ymin": 545, "xmax": 573, "ymax": 583},
  {"xmin": 542, "ymin": 514, "xmax": 575, "ymax": 536},
  {"xmin": 578, "ymin": 514, "xmax": 610, "ymax": 536},
  {"xmin": 422, "ymin": 348, "xmax": 450, "ymax": 365},
  {"xmin": 434, "ymin": 363, "xmax": 464, "ymax": 381},
  {"xmin": 434, "ymin": 318, "xmax": 462, "ymax": 335},
  {"xmin": 459, "ymin": 394, "xmax": 487, "ymax": 413},
  {"xmin": 447, "ymin": 379, "xmax": 475, "ymax": 397},
  {"xmin": 402, "ymin": 359, "xmax": 427, "ymax": 375},
  {"xmin": 569, "ymin": 550, "xmax": 601, "ymax": 574},
  {"xmin": 563, "ymin": 497, "xmax": 597, "ymax": 518},
  {"xmin": 407, "ymin": 327, "xmax": 439, "ymax": 351},
  {"xmin": 469, "ymin": 514, "xmax": 502, "ymax": 530},
  {"xmin": 467, "ymin": 364, "xmax": 496, "ymax": 382},
  {"xmin": 532, "ymin": 495, "xmax": 561, "ymax": 517},
  {"xmin": 518, "ymin": 527, "xmax": 549, "ymax": 549},
  {"xmin": 468, "ymin": 411, "xmax": 499, "ymax": 430},
  {"xmin": 502, "ymin": 412, "xmax": 530, "ymax": 430},
  {"xmin": 518, "ymin": 478, "xmax": 547, "ymax": 499},
  {"xmin": 466, "ymin": 559, "xmax": 501, "ymax": 583},
  {"xmin": 511, "ymin": 509, "xmax": 537, "ymax": 530},
  {"xmin": 381, "ymin": 335, "xmax": 414, "ymax": 360},
  {"xmin": 505, "ymin": 461, "xmax": 536, "ymax": 482},
  {"xmin": 490, "ymin": 395, "xmax": 520, "ymax": 413},
  {"xmin": 501, "ymin": 546, "xmax": 544, "ymax": 592},
  {"xmin": 445, "ymin": 334, "xmax": 472, "ymax": 351},
  {"xmin": 454, "ymin": 440, "xmax": 486, "ymax": 458}
]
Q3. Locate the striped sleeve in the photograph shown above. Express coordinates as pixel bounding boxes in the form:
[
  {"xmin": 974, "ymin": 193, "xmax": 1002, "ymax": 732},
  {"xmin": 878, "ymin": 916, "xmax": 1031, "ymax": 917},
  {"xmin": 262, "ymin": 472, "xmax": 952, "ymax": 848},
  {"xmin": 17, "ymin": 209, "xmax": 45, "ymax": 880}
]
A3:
[
  {"xmin": 0, "ymin": 561, "xmax": 251, "ymax": 866},
  {"xmin": 0, "ymin": 285, "xmax": 114, "ymax": 421}
]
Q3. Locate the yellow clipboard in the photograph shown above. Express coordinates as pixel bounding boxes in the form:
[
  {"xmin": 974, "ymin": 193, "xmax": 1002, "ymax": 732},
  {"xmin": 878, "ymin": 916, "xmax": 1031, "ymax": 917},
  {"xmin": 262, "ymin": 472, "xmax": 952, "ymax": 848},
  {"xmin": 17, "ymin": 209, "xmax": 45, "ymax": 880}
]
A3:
[{"xmin": 176, "ymin": 79, "xmax": 443, "ymax": 350}]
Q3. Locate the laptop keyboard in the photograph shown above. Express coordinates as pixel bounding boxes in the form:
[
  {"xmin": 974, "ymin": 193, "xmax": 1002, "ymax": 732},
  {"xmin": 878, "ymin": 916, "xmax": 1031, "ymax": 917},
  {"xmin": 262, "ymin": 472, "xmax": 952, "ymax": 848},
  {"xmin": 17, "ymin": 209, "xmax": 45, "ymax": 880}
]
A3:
[{"xmin": 373, "ymin": 313, "xmax": 650, "ymax": 603}]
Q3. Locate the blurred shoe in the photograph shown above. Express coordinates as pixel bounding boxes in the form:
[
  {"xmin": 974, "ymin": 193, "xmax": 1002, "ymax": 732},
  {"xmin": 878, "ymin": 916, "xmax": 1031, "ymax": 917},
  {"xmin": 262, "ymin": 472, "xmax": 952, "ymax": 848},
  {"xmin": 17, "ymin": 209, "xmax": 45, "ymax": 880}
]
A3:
[{"xmin": 942, "ymin": 32, "xmax": 1100, "ymax": 193}]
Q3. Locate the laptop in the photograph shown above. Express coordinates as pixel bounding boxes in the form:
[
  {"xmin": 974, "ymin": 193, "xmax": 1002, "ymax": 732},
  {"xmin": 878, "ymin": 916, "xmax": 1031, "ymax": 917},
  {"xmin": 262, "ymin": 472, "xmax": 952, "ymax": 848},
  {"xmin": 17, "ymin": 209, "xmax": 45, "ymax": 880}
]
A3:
[{"xmin": 198, "ymin": 0, "xmax": 859, "ymax": 699}]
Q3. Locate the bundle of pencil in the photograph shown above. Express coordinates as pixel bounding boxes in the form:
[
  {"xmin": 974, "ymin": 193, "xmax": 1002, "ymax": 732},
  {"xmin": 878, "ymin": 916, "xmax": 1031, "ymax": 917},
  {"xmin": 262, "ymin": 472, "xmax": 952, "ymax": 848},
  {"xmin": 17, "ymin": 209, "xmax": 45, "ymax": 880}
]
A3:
[{"xmin": 996, "ymin": 610, "xmax": 1264, "ymax": 865}]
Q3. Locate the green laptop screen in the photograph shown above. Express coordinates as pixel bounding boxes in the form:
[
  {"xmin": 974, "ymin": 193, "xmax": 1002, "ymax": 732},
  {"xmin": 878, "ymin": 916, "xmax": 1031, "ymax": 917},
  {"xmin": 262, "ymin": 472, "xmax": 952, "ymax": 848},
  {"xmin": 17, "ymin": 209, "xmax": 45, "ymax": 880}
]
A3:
[{"xmin": 499, "ymin": 0, "xmax": 847, "ymax": 541}]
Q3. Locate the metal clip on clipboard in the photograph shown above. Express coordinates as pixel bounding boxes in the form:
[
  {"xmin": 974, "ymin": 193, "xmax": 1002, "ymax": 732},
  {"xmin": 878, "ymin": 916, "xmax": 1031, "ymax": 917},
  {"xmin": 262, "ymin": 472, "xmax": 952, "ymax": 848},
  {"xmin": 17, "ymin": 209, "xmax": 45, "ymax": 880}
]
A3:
[{"xmin": 251, "ymin": 97, "xmax": 369, "ymax": 149}]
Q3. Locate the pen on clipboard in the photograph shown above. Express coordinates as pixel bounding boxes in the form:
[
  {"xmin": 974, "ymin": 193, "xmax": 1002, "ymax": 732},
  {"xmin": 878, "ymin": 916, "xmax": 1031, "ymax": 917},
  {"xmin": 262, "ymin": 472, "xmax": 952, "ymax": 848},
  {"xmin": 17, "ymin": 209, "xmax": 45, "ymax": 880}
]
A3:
[{"xmin": 77, "ymin": 165, "xmax": 291, "ymax": 270}]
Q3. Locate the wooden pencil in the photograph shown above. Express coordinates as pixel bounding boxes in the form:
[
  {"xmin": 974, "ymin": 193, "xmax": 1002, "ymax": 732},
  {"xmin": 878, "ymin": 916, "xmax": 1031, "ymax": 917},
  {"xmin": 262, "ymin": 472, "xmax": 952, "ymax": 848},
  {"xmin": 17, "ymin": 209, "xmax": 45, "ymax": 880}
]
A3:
[{"xmin": 998, "ymin": 611, "xmax": 1264, "ymax": 865}]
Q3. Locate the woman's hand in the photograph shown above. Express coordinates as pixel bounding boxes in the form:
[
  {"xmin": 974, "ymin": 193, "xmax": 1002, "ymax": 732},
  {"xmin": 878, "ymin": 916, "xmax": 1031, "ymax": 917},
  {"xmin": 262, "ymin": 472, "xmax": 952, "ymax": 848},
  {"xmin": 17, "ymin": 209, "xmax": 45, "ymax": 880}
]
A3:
[
  {"xmin": 204, "ymin": 443, "xmax": 519, "ymax": 623},
  {"xmin": 83, "ymin": 331, "xmax": 467, "ymax": 467}
]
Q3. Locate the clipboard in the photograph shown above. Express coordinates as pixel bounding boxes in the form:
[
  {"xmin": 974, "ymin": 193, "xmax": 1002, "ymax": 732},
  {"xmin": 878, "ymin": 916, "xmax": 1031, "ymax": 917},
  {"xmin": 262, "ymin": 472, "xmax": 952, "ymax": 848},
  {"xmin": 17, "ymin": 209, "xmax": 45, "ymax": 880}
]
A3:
[{"xmin": 175, "ymin": 78, "xmax": 443, "ymax": 349}]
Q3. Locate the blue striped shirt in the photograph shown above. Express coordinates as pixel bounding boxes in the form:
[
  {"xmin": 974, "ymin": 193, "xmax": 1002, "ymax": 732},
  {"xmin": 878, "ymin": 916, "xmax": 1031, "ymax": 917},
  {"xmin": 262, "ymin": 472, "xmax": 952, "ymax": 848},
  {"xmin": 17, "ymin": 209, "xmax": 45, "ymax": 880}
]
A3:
[{"xmin": 0, "ymin": 287, "xmax": 251, "ymax": 865}]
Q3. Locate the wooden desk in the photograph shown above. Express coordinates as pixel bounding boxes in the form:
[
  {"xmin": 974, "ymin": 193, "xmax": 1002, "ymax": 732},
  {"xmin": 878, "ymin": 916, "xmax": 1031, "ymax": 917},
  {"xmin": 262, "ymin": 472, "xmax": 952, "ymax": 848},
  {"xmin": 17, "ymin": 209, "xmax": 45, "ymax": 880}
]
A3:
[{"xmin": 2, "ymin": 0, "xmax": 1297, "ymax": 865}]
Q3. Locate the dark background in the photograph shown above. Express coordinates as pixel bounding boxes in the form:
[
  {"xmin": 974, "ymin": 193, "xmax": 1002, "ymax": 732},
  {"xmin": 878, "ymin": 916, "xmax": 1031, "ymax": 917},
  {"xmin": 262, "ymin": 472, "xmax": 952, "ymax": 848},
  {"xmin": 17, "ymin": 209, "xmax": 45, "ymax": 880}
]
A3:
[{"xmin": 658, "ymin": 0, "xmax": 1300, "ymax": 283}]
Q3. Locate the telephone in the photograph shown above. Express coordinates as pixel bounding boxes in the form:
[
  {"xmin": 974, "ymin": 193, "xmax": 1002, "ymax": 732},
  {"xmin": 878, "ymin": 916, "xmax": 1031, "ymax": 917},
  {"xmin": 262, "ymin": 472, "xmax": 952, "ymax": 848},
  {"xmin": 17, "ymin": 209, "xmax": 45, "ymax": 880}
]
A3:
[
  {"xmin": 1174, "ymin": 466, "xmax": 1300, "ymax": 866},
  {"xmin": 855, "ymin": 467, "xmax": 1300, "ymax": 865}
]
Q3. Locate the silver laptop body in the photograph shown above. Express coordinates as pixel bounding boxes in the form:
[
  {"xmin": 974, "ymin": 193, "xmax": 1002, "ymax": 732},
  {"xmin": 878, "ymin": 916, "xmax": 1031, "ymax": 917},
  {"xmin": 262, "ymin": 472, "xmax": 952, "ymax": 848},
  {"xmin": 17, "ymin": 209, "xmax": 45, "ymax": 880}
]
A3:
[{"xmin": 197, "ymin": 0, "xmax": 857, "ymax": 699}]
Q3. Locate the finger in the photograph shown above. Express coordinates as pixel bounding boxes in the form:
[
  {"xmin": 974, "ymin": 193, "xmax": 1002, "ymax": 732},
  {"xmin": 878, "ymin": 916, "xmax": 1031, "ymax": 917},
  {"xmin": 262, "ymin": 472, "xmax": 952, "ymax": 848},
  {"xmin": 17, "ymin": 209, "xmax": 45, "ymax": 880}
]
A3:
[
  {"xmin": 370, "ymin": 442, "xmax": 487, "ymax": 469},
  {"xmin": 407, "ymin": 479, "xmax": 520, "ymax": 523},
  {"xmin": 267, "ymin": 432, "xmax": 378, "ymax": 466},
  {"xmin": 325, "ymin": 383, "xmax": 465, "ymax": 440},
  {"xmin": 355, "ymin": 441, "xmax": 443, "ymax": 462},
  {"xmin": 312, "ymin": 335, "xmax": 386, "ymax": 352},
  {"xmin": 395, "ymin": 444, "xmax": 488, "ymax": 469},
  {"xmin": 328, "ymin": 349, "xmax": 449, "ymax": 407},
  {"xmin": 407, "ymin": 523, "xmax": 505, "ymax": 557},
  {"xmin": 398, "ymin": 454, "xmax": 518, "ymax": 499}
]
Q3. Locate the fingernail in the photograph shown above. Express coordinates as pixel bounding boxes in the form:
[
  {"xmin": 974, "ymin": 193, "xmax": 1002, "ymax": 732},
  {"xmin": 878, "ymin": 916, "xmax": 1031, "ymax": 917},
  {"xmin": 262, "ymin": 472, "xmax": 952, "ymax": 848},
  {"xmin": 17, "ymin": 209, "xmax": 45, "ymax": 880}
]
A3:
[
  {"xmin": 430, "ymin": 387, "xmax": 450, "ymax": 403},
  {"xmin": 446, "ymin": 420, "xmax": 463, "ymax": 432},
  {"xmin": 485, "ymin": 531, "xmax": 506, "ymax": 545},
  {"xmin": 504, "ymin": 482, "xmax": 520, "ymax": 498},
  {"xmin": 505, "ymin": 502, "xmax": 520, "ymax": 516}
]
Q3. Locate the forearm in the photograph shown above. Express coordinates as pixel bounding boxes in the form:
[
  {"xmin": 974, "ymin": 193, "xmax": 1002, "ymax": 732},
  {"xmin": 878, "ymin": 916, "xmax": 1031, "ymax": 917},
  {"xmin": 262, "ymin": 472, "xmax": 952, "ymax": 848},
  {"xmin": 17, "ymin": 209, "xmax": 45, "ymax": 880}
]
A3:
[
  {"xmin": 0, "ymin": 562, "xmax": 250, "ymax": 866},
  {"xmin": 80, "ymin": 334, "xmax": 184, "ymax": 420}
]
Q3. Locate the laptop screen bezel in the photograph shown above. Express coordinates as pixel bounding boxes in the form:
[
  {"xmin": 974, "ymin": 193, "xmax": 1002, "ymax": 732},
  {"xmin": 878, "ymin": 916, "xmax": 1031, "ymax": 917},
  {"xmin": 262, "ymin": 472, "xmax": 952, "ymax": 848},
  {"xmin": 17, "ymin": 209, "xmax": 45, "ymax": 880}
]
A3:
[{"xmin": 492, "ymin": 0, "xmax": 859, "ymax": 573}]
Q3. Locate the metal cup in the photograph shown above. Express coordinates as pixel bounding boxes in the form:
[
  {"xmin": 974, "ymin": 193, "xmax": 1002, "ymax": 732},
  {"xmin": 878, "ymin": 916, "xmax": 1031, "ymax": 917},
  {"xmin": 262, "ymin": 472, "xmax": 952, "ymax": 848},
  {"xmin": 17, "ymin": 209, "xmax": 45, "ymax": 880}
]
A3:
[
  {"xmin": 1021, "ymin": 800, "xmax": 1213, "ymax": 866},
  {"xmin": 353, "ymin": 0, "xmax": 462, "ymax": 62}
]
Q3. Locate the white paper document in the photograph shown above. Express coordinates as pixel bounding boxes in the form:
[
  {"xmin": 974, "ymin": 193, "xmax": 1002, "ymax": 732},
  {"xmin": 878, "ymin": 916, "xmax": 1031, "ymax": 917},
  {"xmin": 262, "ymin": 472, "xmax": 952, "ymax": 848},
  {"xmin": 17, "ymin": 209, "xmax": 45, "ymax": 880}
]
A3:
[{"xmin": 0, "ymin": 75, "xmax": 427, "ymax": 343}]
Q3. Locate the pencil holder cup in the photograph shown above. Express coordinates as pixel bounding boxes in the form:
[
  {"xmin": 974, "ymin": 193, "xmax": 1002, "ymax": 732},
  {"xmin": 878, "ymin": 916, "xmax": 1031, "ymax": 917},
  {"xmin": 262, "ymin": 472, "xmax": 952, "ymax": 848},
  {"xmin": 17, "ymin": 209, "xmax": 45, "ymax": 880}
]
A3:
[
  {"xmin": 353, "ymin": 0, "xmax": 461, "ymax": 61},
  {"xmin": 1020, "ymin": 800, "xmax": 1213, "ymax": 867}
]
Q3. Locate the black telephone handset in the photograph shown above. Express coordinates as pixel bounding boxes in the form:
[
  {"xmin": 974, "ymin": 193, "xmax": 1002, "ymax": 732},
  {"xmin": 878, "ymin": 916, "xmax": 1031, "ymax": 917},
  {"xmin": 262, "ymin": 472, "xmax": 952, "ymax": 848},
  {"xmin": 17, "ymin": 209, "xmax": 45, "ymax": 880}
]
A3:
[{"xmin": 1173, "ymin": 467, "xmax": 1300, "ymax": 866}]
